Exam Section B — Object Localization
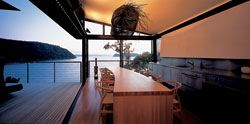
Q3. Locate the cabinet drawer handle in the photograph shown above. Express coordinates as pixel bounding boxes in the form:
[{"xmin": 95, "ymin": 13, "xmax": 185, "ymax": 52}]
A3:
[{"xmin": 182, "ymin": 73, "xmax": 200, "ymax": 79}]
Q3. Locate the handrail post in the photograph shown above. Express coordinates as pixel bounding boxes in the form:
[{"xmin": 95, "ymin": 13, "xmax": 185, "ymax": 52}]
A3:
[
  {"xmin": 27, "ymin": 62, "xmax": 29, "ymax": 83},
  {"xmin": 80, "ymin": 62, "xmax": 82, "ymax": 83},
  {"xmin": 54, "ymin": 62, "xmax": 55, "ymax": 83}
]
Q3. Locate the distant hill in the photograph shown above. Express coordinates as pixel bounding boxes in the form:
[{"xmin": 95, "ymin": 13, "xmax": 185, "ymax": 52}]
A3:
[
  {"xmin": 113, "ymin": 53, "xmax": 139, "ymax": 57},
  {"xmin": 0, "ymin": 38, "xmax": 76, "ymax": 63}
]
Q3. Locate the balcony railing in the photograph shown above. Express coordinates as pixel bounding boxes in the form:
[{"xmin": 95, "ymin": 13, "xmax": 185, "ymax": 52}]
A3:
[
  {"xmin": 4, "ymin": 61, "xmax": 82, "ymax": 84},
  {"xmin": 4, "ymin": 59, "xmax": 147, "ymax": 84}
]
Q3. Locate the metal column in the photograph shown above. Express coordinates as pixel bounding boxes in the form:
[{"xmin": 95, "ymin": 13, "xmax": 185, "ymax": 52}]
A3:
[
  {"xmin": 151, "ymin": 39, "xmax": 157, "ymax": 63},
  {"xmin": 82, "ymin": 38, "xmax": 89, "ymax": 85}
]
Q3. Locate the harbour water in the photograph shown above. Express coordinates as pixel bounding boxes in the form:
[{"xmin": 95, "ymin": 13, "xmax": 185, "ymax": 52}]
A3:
[{"xmin": 3, "ymin": 55, "xmax": 130, "ymax": 84}]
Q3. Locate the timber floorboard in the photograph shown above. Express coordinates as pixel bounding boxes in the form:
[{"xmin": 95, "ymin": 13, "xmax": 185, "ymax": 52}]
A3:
[
  {"xmin": 0, "ymin": 83, "xmax": 81, "ymax": 124},
  {"xmin": 69, "ymin": 78, "xmax": 100, "ymax": 124}
]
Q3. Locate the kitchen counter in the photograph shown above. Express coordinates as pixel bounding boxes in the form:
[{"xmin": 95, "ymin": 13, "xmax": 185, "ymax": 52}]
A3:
[
  {"xmin": 149, "ymin": 62, "xmax": 249, "ymax": 124},
  {"xmin": 150, "ymin": 62, "xmax": 250, "ymax": 80}
]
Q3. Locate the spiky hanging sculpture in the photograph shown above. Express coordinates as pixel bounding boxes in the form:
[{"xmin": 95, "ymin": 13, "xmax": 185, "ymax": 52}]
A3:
[
  {"xmin": 105, "ymin": 2, "xmax": 147, "ymax": 67},
  {"xmin": 111, "ymin": 2, "xmax": 147, "ymax": 36}
]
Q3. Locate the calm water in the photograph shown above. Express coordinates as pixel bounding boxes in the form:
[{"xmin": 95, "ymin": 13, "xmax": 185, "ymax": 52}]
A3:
[{"xmin": 4, "ymin": 55, "xmax": 127, "ymax": 84}]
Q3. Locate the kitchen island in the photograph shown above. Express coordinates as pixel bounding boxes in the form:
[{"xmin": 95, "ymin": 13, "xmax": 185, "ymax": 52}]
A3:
[{"xmin": 109, "ymin": 67, "xmax": 174, "ymax": 124}]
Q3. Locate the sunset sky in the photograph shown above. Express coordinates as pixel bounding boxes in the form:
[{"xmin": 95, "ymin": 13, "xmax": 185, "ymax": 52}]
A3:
[{"xmin": 0, "ymin": 0, "xmax": 151, "ymax": 55}]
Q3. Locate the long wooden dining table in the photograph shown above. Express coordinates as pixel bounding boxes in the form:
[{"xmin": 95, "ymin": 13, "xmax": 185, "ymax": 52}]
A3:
[{"xmin": 109, "ymin": 67, "xmax": 174, "ymax": 124}]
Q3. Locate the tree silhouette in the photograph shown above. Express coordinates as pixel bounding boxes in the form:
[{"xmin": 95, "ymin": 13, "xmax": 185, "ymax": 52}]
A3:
[
  {"xmin": 131, "ymin": 52, "xmax": 151, "ymax": 73},
  {"xmin": 104, "ymin": 40, "xmax": 134, "ymax": 66}
]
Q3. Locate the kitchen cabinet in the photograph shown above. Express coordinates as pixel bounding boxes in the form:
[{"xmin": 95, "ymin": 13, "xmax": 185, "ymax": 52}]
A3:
[
  {"xmin": 202, "ymin": 74, "xmax": 249, "ymax": 97},
  {"xmin": 157, "ymin": 65, "xmax": 164, "ymax": 78},
  {"xmin": 162, "ymin": 65, "xmax": 171, "ymax": 80},
  {"xmin": 201, "ymin": 75, "xmax": 249, "ymax": 123},
  {"xmin": 181, "ymin": 71, "xmax": 202, "ymax": 90},
  {"xmin": 150, "ymin": 63, "xmax": 158, "ymax": 75},
  {"xmin": 148, "ymin": 63, "xmax": 249, "ymax": 97},
  {"xmin": 148, "ymin": 62, "xmax": 153, "ymax": 74},
  {"xmin": 149, "ymin": 63, "xmax": 250, "ymax": 123},
  {"xmin": 149, "ymin": 63, "xmax": 168, "ymax": 80},
  {"xmin": 170, "ymin": 69, "xmax": 182, "ymax": 81}
]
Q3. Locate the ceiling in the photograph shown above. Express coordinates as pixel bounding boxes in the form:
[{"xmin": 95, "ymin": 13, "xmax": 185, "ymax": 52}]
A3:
[{"xmin": 82, "ymin": 0, "xmax": 230, "ymax": 35}]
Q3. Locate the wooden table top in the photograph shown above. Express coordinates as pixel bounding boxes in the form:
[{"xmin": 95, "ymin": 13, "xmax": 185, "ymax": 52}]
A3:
[{"xmin": 109, "ymin": 67, "xmax": 173, "ymax": 96}]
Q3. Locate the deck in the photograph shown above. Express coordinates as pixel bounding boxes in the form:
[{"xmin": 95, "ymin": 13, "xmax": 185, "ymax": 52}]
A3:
[{"xmin": 0, "ymin": 82, "xmax": 81, "ymax": 124}]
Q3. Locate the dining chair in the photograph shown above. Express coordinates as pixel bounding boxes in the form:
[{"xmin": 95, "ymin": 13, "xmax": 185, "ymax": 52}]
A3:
[
  {"xmin": 95, "ymin": 81, "xmax": 114, "ymax": 123},
  {"xmin": 149, "ymin": 74, "xmax": 161, "ymax": 82},
  {"xmin": 100, "ymin": 68, "xmax": 115, "ymax": 86},
  {"xmin": 160, "ymin": 80, "xmax": 182, "ymax": 114}
]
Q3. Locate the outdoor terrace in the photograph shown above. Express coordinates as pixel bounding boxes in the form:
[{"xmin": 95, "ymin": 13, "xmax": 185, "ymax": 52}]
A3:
[
  {"xmin": 0, "ymin": 83, "xmax": 81, "ymax": 123},
  {"xmin": 0, "ymin": 61, "xmax": 82, "ymax": 123}
]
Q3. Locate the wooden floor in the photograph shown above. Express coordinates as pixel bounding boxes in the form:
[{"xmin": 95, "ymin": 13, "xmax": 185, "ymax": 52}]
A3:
[
  {"xmin": 69, "ymin": 78, "xmax": 101, "ymax": 124},
  {"xmin": 174, "ymin": 108, "xmax": 205, "ymax": 124},
  {"xmin": 0, "ymin": 82, "xmax": 81, "ymax": 124},
  {"xmin": 69, "ymin": 77, "xmax": 205, "ymax": 124}
]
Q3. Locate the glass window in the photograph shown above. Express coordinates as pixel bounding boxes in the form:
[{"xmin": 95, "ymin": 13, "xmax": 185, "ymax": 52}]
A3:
[
  {"xmin": 105, "ymin": 25, "xmax": 111, "ymax": 35},
  {"xmin": 85, "ymin": 21, "xmax": 103, "ymax": 34},
  {"xmin": 88, "ymin": 40, "xmax": 120, "ymax": 76},
  {"xmin": 139, "ymin": 33, "xmax": 148, "ymax": 36},
  {"xmin": 133, "ymin": 32, "xmax": 140, "ymax": 36},
  {"xmin": 123, "ymin": 40, "xmax": 152, "ymax": 73},
  {"xmin": 157, "ymin": 39, "xmax": 161, "ymax": 61}
]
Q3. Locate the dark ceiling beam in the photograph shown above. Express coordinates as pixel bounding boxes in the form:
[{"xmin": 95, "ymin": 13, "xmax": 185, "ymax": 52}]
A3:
[
  {"xmin": 0, "ymin": 0, "xmax": 20, "ymax": 11},
  {"xmin": 30, "ymin": 0, "xmax": 86, "ymax": 39},
  {"xmin": 156, "ymin": 0, "xmax": 249, "ymax": 38},
  {"xmin": 58, "ymin": 0, "xmax": 85, "ymax": 35},
  {"xmin": 73, "ymin": 8, "xmax": 85, "ymax": 34},
  {"xmin": 67, "ymin": 0, "xmax": 82, "ymax": 10},
  {"xmin": 86, "ymin": 35, "xmax": 156, "ymax": 40}
]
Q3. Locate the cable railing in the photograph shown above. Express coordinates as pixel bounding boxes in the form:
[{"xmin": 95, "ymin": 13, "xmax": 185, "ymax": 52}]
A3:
[{"xmin": 4, "ymin": 61, "xmax": 82, "ymax": 84}]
